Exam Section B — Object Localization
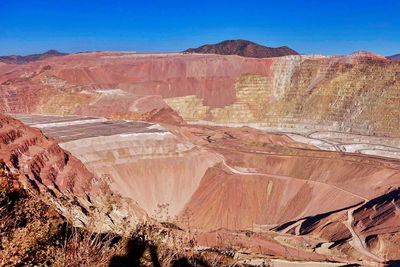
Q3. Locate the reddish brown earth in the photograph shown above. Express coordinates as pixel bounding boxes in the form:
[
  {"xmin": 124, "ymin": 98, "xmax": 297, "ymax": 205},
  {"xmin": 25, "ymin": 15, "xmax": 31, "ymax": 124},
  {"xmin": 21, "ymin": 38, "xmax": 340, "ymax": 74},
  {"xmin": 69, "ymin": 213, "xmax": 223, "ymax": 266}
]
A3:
[
  {"xmin": 1, "ymin": 49, "xmax": 400, "ymax": 264},
  {"xmin": 157, "ymin": 124, "xmax": 400, "ymax": 263},
  {"xmin": 0, "ymin": 113, "xmax": 92, "ymax": 194},
  {"xmin": 0, "ymin": 51, "xmax": 275, "ymax": 112},
  {"xmin": 172, "ymin": 125, "xmax": 400, "ymax": 229},
  {"xmin": 184, "ymin": 39, "xmax": 299, "ymax": 58},
  {"xmin": 272, "ymin": 187, "xmax": 400, "ymax": 262},
  {"xmin": 75, "ymin": 94, "xmax": 185, "ymax": 124},
  {"xmin": 0, "ymin": 50, "xmax": 397, "ymax": 137},
  {"xmin": 0, "ymin": 113, "xmax": 143, "ymax": 232},
  {"xmin": 7, "ymin": 112, "xmax": 400, "ymax": 263}
]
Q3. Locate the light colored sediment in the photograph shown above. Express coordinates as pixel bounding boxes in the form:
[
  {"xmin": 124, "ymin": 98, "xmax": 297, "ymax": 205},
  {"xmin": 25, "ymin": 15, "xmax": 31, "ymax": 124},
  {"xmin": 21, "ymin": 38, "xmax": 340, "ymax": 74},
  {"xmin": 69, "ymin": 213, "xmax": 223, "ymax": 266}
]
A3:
[{"xmin": 12, "ymin": 114, "xmax": 221, "ymax": 219}]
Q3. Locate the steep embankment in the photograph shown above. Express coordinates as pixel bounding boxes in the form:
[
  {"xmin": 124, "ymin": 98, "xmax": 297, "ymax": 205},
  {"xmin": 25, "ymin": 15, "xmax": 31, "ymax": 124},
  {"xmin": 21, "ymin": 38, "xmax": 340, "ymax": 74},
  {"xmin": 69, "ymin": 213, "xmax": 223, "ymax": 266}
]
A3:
[
  {"xmin": 12, "ymin": 114, "xmax": 221, "ymax": 220},
  {"xmin": 272, "ymin": 187, "xmax": 400, "ymax": 262},
  {"xmin": 11, "ymin": 113, "xmax": 400, "ymax": 240},
  {"xmin": 169, "ymin": 124, "xmax": 400, "ymax": 263},
  {"xmin": 2, "ymin": 50, "xmax": 400, "ymax": 264},
  {"xmin": 0, "ymin": 113, "xmax": 92, "ymax": 193},
  {"xmin": 1, "ymin": 51, "xmax": 399, "ymax": 136},
  {"xmin": 0, "ymin": 52, "xmax": 273, "ymax": 114},
  {"xmin": 168, "ymin": 124, "xmax": 400, "ymax": 233},
  {"xmin": 5, "ymin": 114, "xmax": 400, "ymax": 263},
  {"xmin": 60, "ymin": 132, "xmax": 220, "ymax": 219},
  {"xmin": 0, "ymin": 113, "xmax": 143, "ymax": 232}
]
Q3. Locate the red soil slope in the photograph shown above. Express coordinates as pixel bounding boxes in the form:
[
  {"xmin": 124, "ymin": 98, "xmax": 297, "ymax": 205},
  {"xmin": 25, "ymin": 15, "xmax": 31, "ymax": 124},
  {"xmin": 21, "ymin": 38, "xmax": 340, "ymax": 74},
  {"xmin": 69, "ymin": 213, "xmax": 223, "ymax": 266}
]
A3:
[
  {"xmin": 0, "ymin": 113, "xmax": 92, "ymax": 194},
  {"xmin": 0, "ymin": 52, "xmax": 273, "ymax": 113},
  {"xmin": 1, "ymin": 50, "xmax": 396, "ymax": 136},
  {"xmin": 1, "ymin": 50, "xmax": 400, "ymax": 263},
  {"xmin": 0, "ymin": 113, "xmax": 144, "ymax": 232},
  {"xmin": 163, "ymin": 125, "xmax": 400, "ymax": 232}
]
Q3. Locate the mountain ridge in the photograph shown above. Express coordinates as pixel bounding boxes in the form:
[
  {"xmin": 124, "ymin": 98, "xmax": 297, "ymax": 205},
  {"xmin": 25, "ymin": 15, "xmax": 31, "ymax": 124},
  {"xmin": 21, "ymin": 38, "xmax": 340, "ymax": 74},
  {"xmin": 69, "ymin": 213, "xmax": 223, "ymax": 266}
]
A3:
[
  {"xmin": 0, "ymin": 49, "xmax": 68, "ymax": 64},
  {"xmin": 184, "ymin": 39, "xmax": 299, "ymax": 58},
  {"xmin": 388, "ymin": 53, "xmax": 400, "ymax": 61}
]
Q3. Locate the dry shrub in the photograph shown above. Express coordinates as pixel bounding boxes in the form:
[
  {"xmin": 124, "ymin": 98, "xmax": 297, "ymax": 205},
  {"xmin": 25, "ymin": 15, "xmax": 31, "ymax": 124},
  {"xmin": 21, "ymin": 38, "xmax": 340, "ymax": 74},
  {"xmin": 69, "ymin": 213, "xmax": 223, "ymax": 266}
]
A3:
[
  {"xmin": 1, "ymin": 162, "xmax": 237, "ymax": 266},
  {"xmin": 53, "ymin": 226, "xmax": 124, "ymax": 266},
  {"xmin": 0, "ymin": 160, "xmax": 125, "ymax": 266}
]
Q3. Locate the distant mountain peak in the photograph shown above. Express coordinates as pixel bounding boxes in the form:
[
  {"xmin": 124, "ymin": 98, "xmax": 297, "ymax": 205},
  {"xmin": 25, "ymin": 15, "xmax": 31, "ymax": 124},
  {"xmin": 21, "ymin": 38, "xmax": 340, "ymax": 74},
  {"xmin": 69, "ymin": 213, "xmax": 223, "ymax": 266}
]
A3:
[
  {"xmin": 184, "ymin": 39, "xmax": 299, "ymax": 58},
  {"xmin": 387, "ymin": 53, "xmax": 400, "ymax": 61},
  {"xmin": 0, "ymin": 50, "xmax": 68, "ymax": 64},
  {"xmin": 45, "ymin": 49, "xmax": 63, "ymax": 54}
]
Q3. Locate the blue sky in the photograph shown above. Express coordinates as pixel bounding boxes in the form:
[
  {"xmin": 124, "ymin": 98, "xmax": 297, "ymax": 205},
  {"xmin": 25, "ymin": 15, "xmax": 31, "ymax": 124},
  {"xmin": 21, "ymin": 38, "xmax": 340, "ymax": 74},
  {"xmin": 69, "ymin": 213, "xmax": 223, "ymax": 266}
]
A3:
[{"xmin": 0, "ymin": 0, "xmax": 399, "ymax": 56}]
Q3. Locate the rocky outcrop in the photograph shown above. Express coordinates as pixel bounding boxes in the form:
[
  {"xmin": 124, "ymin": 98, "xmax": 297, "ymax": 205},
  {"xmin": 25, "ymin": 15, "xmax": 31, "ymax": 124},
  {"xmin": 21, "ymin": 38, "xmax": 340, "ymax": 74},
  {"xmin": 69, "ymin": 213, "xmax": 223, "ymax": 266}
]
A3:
[
  {"xmin": 0, "ymin": 113, "xmax": 91, "ymax": 194},
  {"xmin": 185, "ymin": 40, "xmax": 299, "ymax": 58},
  {"xmin": 0, "ymin": 113, "xmax": 143, "ymax": 233}
]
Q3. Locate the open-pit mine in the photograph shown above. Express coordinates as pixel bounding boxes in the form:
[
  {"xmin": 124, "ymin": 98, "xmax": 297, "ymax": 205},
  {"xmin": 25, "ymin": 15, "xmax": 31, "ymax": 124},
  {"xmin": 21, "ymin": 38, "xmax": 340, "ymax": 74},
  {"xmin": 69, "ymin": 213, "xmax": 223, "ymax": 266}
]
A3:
[{"xmin": 1, "ymin": 47, "xmax": 400, "ymax": 266}]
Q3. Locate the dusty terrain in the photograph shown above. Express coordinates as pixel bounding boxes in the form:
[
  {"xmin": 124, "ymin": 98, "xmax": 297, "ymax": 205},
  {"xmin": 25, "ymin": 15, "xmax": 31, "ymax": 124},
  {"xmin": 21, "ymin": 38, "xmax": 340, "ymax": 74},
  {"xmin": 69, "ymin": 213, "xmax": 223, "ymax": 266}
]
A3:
[
  {"xmin": 1, "ymin": 50, "xmax": 399, "ymax": 136},
  {"xmin": 1, "ymin": 49, "xmax": 400, "ymax": 265},
  {"xmin": 5, "ymin": 113, "xmax": 400, "ymax": 265}
]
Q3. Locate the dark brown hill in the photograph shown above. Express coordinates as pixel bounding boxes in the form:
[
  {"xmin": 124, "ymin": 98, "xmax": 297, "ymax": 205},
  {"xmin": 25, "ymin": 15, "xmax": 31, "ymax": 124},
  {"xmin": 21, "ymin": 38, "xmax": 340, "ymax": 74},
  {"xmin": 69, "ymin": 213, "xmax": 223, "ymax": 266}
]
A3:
[
  {"xmin": 184, "ymin": 39, "xmax": 298, "ymax": 58},
  {"xmin": 0, "ymin": 49, "xmax": 67, "ymax": 64},
  {"xmin": 388, "ymin": 53, "xmax": 400, "ymax": 61}
]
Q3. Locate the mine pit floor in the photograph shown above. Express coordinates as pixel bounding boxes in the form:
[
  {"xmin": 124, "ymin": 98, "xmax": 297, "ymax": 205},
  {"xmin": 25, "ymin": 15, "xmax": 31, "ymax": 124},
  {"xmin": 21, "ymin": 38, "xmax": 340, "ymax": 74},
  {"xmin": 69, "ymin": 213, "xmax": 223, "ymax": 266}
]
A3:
[{"xmin": 10, "ymin": 114, "xmax": 167, "ymax": 143}]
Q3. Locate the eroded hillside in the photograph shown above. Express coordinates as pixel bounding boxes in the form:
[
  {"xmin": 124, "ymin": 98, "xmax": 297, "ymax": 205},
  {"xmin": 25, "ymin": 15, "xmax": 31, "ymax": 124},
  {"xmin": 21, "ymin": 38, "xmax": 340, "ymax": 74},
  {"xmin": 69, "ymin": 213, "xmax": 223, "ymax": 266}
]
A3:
[
  {"xmin": 2, "ymin": 51, "xmax": 400, "ymax": 265},
  {"xmin": 0, "ymin": 113, "xmax": 143, "ymax": 233},
  {"xmin": 4, "ymin": 113, "xmax": 400, "ymax": 264},
  {"xmin": 1, "ymin": 51, "xmax": 399, "ymax": 137}
]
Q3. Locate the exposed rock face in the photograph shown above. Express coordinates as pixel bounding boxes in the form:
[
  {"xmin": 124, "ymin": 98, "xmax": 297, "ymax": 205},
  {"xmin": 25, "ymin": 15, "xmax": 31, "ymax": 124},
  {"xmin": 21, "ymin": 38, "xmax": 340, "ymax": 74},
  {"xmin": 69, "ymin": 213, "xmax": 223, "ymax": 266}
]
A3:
[
  {"xmin": 272, "ymin": 187, "xmax": 400, "ymax": 262},
  {"xmin": 2, "ymin": 50, "xmax": 400, "ymax": 264},
  {"xmin": 171, "ymin": 124, "xmax": 400, "ymax": 231},
  {"xmin": 0, "ymin": 52, "xmax": 272, "ymax": 112},
  {"xmin": 0, "ymin": 50, "xmax": 67, "ymax": 64},
  {"xmin": 0, "ymin": 51, "xmax": 398, "ymax": 136},
  {"xmin": 185, "ymin": 40, "xmax": 299, "ymax": 58},
  {"xmin": 75, "ymin": 94, "xmax": 185, "ymax": 124},
  {"xmin": 11, "ymin": 114, "xmax": 400, "ymax": 263},
  {"xmin": 11, "ymin": 115, "xmax": 220, "ymax": 220},
  {"xmin": 0, "ymin": 113, "xmax": 143, "ymax": 233},
  {"xmin": 0, "ymin": 113, "xmax": 92, "ymax": 194}
]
